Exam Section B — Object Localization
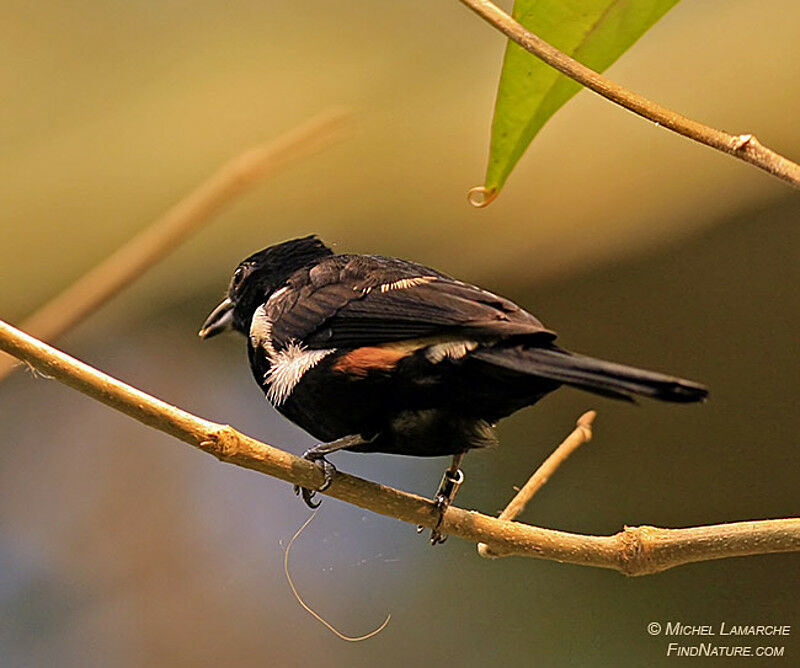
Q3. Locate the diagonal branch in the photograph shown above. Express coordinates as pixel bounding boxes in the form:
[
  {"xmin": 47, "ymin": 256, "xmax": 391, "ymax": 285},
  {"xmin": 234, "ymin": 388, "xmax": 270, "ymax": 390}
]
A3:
[
  {"xmin": 1, "ymin": 317, "xmax": 798, "ymax": 576},
  {"xmin": 458, "ymin": 0, "xmax": 800, "ymax": 202},
  {"xmin": 0, "ymin": 108, "xmax": 351, "ymax": 382},
  {"xmin": 478, "ymin": 410, "xmax": 595, "ymax": 558}
]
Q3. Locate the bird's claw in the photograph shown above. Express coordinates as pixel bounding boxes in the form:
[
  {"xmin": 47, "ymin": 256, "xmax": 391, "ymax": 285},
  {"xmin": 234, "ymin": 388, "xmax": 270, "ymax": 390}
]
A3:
[
  {"xmin": 429, "ymin": 493, "xmax": 451, "ymax": 545},
  {"xmin": 421, "ymin": 467, "xmax": 465, "ymax": 545},
  {"xmin": 294, "ymin": 453, "xmax": 337, "ymax": 509}
]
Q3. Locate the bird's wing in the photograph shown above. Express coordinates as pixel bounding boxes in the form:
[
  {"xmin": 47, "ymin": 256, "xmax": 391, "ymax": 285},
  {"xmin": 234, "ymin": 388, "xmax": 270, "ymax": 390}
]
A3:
[{"xmin": 266, "ymin": 254, "xmax": 556, "ymax": 349}]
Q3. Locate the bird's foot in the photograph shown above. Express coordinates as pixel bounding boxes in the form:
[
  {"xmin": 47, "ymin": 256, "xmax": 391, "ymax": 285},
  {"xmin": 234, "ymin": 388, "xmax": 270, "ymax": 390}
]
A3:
[
  {"xmin": 418, "ymin": 464, "xmax": 465, "ymax": 545},
  {"xmin": 292, "ymin": 434, "xmax": 369, "ymax": 508},
  {"xmin": 294, "ymin": 451, "xmax": 337, "ymax": 509}
]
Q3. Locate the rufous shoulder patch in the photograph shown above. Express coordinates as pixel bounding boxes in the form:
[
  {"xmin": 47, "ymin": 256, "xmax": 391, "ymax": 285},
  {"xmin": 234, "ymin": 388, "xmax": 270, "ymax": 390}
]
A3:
[{"xmin": 332, "ymin": 346, "xmax": 411, "ymax": 377}]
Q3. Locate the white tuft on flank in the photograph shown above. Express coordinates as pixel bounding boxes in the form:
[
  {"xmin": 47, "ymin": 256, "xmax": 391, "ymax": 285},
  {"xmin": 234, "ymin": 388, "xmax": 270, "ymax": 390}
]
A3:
[
  {"xmin": 250, "ymin": 302, "xmax": 335, "ymax": 406},
  {"xmin": 249, "ymin": 303, "xmax": 335, "ymax": 406},
  {"xmin": 378, "ymin": 276, "xmax": 436, "ymax": 293},
  {"xmin": 425, "ymin": 340, "xmax": 478, "ymax": 363},
  {"xmin": 265, "ymin": 344, "xmax": 335, "ymax": 406},
  {"xmin": 249, "ymin": 304, "xmax": 275, "ymax": 356}
]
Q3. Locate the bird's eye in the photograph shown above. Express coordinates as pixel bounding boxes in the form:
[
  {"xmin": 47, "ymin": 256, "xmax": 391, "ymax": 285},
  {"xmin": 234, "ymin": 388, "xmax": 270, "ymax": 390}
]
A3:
[{"xmin": 231, "ymin": 266, "xmax": 248, "ymax": 292}]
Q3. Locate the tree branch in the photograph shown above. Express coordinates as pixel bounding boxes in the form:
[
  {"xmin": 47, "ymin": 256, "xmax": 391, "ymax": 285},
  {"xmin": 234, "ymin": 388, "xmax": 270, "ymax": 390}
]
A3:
[
  {"xmin": 1, "ymin": 317, "xmax": 798, "ymax": 576},
  {"xmin": 0, "ymin": 108, "xmax": 351, "ymax": 382},
  {"xmin": 458, "ymin": 0, "xmax": 800, "ymax": 198}
]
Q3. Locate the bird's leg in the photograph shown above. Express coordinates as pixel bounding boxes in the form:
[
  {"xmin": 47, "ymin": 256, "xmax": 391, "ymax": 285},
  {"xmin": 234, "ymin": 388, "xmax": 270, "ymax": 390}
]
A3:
[
  {"xmin": 421, "ymin": 453, "xmax": 466, "ymax": 545},
  {"xmin": 294, "ymin": 434, "xmax": 368, "ymax": 509}
]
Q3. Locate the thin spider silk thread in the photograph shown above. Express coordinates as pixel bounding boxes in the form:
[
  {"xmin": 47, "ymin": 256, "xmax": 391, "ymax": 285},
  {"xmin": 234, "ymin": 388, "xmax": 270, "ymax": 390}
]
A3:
[{"xmin": 283, "ymin": 511, "xmax": 391, "ymax": 641}]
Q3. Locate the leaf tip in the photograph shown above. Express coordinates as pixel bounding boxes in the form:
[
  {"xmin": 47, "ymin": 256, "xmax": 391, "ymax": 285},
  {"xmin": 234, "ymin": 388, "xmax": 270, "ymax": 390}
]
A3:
[{"xmin": 467, "ymin": 186, "xmax": 499, "ymax": 208}]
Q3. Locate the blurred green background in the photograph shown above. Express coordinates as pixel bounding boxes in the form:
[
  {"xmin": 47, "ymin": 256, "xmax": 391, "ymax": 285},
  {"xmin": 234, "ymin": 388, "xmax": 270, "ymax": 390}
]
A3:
[{"xmin": 1, "ymin": 1, "xmax": 798, "ymax": 666}]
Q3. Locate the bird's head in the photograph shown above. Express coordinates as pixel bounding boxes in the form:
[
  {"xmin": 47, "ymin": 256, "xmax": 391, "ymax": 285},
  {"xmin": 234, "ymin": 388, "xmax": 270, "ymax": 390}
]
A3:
[{"xmin": 198, "ymin": 235, "xmax": 333, "ymax": 339}]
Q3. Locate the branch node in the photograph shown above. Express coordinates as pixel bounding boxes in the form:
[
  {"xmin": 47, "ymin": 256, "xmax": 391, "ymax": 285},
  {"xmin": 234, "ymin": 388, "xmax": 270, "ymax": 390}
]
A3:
[
  {"xmin": 201, "ymin": 424, "xmax": 240, "ymax": 460},
  {"xmin": 618, "ymin": 525, "xmax": 661, "ymax": 576},
  {"xmin": 731, "ymin": 133, "xmax": 755, "ymax": 151}
]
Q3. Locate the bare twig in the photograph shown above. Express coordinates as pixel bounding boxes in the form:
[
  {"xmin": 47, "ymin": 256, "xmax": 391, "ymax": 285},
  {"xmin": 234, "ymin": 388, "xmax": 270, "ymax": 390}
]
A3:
[
  {"xmin": 0, "ymin": 109, "xmax": 351, "ymax": 382},
  {"xmin": 1, "ymin": 318, "xmax": 798, "ymax": 576},
  {"xmin": 478, "ymin": 410, "xmax": 595, "ymax": 558},
  {"xmin": 458, "ymin": 0, "xmax": 800, "ymax": 203}
]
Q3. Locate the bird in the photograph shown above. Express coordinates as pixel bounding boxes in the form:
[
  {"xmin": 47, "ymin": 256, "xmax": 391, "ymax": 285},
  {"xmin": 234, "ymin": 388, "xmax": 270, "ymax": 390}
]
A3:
[{"xmin": 199, "ymin": 235, "xmax": 707, "ymax": 543}]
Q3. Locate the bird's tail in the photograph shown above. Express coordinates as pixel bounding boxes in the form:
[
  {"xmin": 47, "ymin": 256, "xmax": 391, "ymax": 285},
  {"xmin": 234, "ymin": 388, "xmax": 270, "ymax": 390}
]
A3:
[{"xmin": 473, "ymin": 346, "xmax": 708, "ymax": 403}]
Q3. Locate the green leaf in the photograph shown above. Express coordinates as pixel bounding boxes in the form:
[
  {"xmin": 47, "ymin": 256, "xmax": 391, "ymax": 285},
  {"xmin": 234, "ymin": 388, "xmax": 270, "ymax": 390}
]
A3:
[{"xmin": 486, "ymin": 0, "xmax": 680, "ymax": 195}]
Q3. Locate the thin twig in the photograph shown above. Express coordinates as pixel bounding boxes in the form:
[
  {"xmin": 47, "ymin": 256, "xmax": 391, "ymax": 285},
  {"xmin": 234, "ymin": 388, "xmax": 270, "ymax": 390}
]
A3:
[
  {"xmin": 478, "ymin": 410, "xmax": 595, "ymax": 558},
  {"xmin": 0, "ymin": 108, "xmax": 352, "ymax": 382},
  {"xmin": 0, "ymin": 318, "xmax": 798, "ymax": 576},
  {"xmin": 458, "ymin": 0, "xmax": 800, "ymax": 202}
]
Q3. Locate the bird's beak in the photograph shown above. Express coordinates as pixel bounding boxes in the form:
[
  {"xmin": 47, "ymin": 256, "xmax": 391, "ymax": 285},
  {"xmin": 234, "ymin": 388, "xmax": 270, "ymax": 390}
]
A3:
[{"xmin": 198, "ymin": 297, "xmax": 234, "ymax": 339}]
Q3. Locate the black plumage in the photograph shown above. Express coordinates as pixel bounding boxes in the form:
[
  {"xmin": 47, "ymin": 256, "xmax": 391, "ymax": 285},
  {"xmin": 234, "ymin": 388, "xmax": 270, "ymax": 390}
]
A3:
[{"xmin": 199, "ymin": 236, "xmax": 707, "ymax": 541}]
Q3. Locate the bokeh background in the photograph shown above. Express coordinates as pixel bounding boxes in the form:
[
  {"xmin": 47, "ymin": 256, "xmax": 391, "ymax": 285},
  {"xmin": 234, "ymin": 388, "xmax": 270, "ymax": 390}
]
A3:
[{"xmin": 1, "ymin": 1, "xmax": 798, "ymax": 666}]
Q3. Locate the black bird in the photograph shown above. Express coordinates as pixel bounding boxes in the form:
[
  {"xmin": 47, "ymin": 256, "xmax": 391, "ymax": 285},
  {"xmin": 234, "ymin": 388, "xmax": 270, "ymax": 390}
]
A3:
[{"xmin": 199, "ymin": 236, "xmax": 707, "ymax": 543}]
